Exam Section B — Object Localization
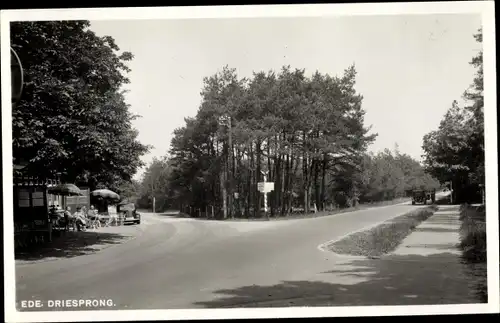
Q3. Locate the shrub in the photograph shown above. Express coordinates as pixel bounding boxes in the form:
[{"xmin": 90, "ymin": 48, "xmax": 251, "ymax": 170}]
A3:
[{"xmin": 459, "ymin": 204, "xmax": 486, "ymax": 263}]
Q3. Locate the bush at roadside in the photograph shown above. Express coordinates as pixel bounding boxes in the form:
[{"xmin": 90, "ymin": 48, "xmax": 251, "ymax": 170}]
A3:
[
  {"xmin": 459, "ymin": 204, "xmax": 486, "ymax": 262},
  {"xmin": 458, "ymin": 203, "xmax": 487, "ymax": 302},
  {"xmin": 327, "ymin": 205, "xmax": 438, "ymax": 257}
]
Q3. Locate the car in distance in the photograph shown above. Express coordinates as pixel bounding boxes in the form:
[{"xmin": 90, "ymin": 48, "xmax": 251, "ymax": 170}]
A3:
[
  {"xmin": 412, "ymin": 190, "xmax": 428, "ymax": 205},
  {"xmin": 117, "ymin": 203, "xmax": 141, "ymax": 225},
  {"xmin": 411, "ymin": 189, "xmax": 436, "ymax": 205}
]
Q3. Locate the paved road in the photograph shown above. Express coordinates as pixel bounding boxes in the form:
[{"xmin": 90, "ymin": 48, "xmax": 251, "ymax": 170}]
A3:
[{"xmin": 16, "ymin": 197, "xmax": 459, "ymax": 310}]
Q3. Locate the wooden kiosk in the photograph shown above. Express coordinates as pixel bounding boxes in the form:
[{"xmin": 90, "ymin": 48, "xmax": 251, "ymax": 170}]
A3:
[{"xmin": 13, "ymin": 176, "xmax": 60, "ymax": 248}]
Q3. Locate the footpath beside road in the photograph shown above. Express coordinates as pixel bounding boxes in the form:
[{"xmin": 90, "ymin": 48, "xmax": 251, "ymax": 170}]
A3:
[
  {"xmin": 382, "ymin": 204, "xmax": 481, "ymax": 304},
  {"xmin": 391, "ymin": 205, "xmax": 463, "ymax": 257}
]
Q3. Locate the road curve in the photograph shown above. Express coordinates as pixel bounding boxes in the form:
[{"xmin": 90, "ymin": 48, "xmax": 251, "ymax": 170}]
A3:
[{"xmin": 16, "ymin": 202, "xmax": 435, "ymax": 310}]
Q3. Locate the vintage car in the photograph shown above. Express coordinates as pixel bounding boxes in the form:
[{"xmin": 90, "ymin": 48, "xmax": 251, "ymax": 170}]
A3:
[
  {"xmin": 412, "ymin": 189, "xmax": 436, "ymax": 205},
  {"xmin": 412, "ymin": 190, "xmax": 428, "ymax": 205},
  {"xmin": 117, "ymin": 203, "xmax": 141, "ymax": 225}
]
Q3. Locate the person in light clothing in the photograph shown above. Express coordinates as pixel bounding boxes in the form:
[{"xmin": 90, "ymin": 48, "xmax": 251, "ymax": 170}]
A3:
[
  {"xmin": 87, "ymin": 205, "xmax": 101, "ymax": 228},
  {"xmin": 73, "ymin": 207, "xmax": 87, "ymax": 231},
  {"xmin": 63, "ymin": 206, "xmax": 72, "ymax": 231}
]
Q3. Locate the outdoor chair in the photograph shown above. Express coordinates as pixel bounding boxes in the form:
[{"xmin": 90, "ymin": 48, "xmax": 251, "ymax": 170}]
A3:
[
  {"xmin": 69, "ymin": 217, "xmax": 86, "ymax": 231},
  {"xmin": 53, "ymin": 217, "xmax": 70, "ymax": 232},
  {"xmin": 68, "ymin": 217, "xmax": 77, "ymax": 231},
  {"xmin": 105, "ymin": 213, "xmax": 119, "ymax": 226},
  {"xmin": 88, "ymin": 216, "xmax": 101, "ymax": 229},
  {"xmin": 100, "ymin": 214, "xmax": 112, "ymax": 227},
  {"xmin": 107, "ymin": 216, "xmax": 117, "ymax": 226}
]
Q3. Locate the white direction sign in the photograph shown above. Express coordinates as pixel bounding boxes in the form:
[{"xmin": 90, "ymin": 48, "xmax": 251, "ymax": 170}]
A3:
[{"xmin": 258, "ymin": 182, "xmax": 274, "ymax": 193}]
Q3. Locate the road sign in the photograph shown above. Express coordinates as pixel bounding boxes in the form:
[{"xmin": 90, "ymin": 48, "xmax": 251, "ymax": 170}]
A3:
[
  {"xmin": 258, "ymin": 182, "xmax": 274, "ymax": 193},
  {"xmin": 11, "ymin": 47, "xmax": 24, "ymax": 104}
]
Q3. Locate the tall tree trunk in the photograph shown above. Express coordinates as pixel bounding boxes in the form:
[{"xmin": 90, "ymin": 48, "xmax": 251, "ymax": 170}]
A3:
[
  {"xmin": 275, "ymin": 156, "xmax": 282, "ymax": 217},
  {"xmin": 274, "ymin": 134, "xmax": 279, "ymax": 217},
  {"xmin": 227, "ymin": 134, "xmax": 233, "ymax": 219},
  {"xmin": 302, "ymin": 133, "xmax": 309, "ymax": 213},
  {"xmin": 321, "ymin": 154, "xmax": 327, "ymax": 211},
  {"xmin": 282, "ymin": 150, "xmax": 290, "ymax": 216},
  {"xmin": 256, "ymin": 140, "xmax": 261, "ymax": 218},
  {"xmin": 267, "ymin": 138, "xmax": 274, "ymax": 217},
  {"xmin": 234, "ymin": 146, "xmax": 240, "ymax": 218},
  {"xmin": 288, "ymin": 146, "xmax": 299, "ymax": 215},
  {"xmin": 247, "ymin": 143, "xmax": 253, "ymax": 218},
  {"xmin": 281, "ymin": 154, "xmax": 285, "ymax": 214},
  {"xmin": 314, "ymin": 158, "xmax": 320, "ymax": 211},
  {"xmin": 303, "ymin": 158, "xmax": 308, "ymax": 213},
  {"xmin": 220, "ymin": 141, "xmax": 227, "ymax": 219}
]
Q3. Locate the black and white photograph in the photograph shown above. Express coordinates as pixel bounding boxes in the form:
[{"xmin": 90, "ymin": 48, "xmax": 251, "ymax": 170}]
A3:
[{"xmin": 2, "ymin": 2, "xmax": 498, "ymax": 322}]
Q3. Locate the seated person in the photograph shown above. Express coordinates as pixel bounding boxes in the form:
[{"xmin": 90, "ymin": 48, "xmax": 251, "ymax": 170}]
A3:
[
  {"xmin": 62, "ymin": 206, "xmax": 72, "ymax": 230},
  {"xmin": 81, "ymin": 206, "xmax": 87, "ymax": 218},
  {"xmin": 73, "ymin": 207, "xmax": 87, "ymax": 231},
  {"xmin": 86, "ymin": 205, "xmax": 101, "ymax": 228},
  {"xmin": 86, "ymin": 205, "xmax": 98, "ymax": 219}
]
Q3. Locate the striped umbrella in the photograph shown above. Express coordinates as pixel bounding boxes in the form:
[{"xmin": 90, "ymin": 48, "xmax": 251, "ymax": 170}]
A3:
[
  {"xmin": 90, "ymin": 189, "xmax": 120, "ymax": 201},
  {"xmin": 47, "ymin": 183, "xmax": 83, "ymax": 196}
]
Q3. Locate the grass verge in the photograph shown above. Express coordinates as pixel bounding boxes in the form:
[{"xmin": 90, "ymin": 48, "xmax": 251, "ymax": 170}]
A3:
[
  {"xmin": 458, "ymin": 203, "xmax": 487, "ymax": 302},
  {"xmin": 326, "ymin": 205, "xmax": 438, "ymax": 258}
]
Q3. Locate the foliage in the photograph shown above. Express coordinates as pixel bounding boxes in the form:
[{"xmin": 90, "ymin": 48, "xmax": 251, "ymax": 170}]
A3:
[
  {"xmin": 357, "ymin": 148, "xmax": 440, "ymax": 203},
  {"xmin": 115, "ymin": 179, "xmax": 142, "ymax": 204},
  {"xmin": 458, "ymin": 203, "xmax": 487, "ymax": 302},
  {"xmin": 422, "ymin": 28, "xmax": 484, "ymax": 203},
  {"xmin": 140, "ymin": 65, "xmax": 439, "ymax": 217},
  {"xmin": 137, "ymin": 157, "xmax": 173, "ymax": 210},
  {"xmin": 459, "ymin": 204, "xmax": 486, "ymax": 262},
  {"xmin": 11, "ymin": 21, "xmax": 150, "ymax": 189}
]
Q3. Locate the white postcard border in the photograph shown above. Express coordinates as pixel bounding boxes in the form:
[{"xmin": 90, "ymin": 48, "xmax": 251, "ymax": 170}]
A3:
[{"xmin": 2, "ymin": 2, "xmax": 498, "ymax": 322}]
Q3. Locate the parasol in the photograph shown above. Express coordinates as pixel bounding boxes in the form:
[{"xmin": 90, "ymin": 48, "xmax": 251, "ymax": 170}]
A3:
[
  {"xmin": 91, "ymin": 189, "xmax": 120, "ymax": 201},
  {"xmin": 47, "ymin": 183, "xmax": 84, "ymax": 196}
]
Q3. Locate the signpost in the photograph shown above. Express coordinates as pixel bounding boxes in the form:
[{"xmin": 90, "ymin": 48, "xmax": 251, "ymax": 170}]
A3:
[{"xmin": 258, "ymin": 170, "xmax": 274, "ymax": 215}]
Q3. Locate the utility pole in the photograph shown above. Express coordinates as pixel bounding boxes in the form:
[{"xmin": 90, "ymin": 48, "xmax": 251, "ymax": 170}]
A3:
[
  {"xmin": 263, "ymin": 172, "xmax": 268, "ymax": 216},
  {"xmin": 219, "ymin": 115, "xmax": 233, "ymax": 219},
  {"xmin": 227, "ymin": 116, "xmax": 233, "ymax": 219},
  {"xmin": 150, "ymin": 172, "xmax": 155, "ymax": 213}
]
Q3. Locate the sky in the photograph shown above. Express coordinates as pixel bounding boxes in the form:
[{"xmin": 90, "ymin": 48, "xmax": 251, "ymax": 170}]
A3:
[{"xmin": 89, "ymin": 14, "xmax": 482, "ymax": 180}]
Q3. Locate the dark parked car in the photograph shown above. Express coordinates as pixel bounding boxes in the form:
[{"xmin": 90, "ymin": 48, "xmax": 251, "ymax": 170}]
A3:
[
  {"xmin": 117, "ymin": 203, "xmax": 141, "ymax": 225},
  {"xmin": 412, "ymin": 189, "xmax": 435, "ymax": 205}
]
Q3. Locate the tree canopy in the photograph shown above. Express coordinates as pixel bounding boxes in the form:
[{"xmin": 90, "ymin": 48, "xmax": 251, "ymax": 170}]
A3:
[
  {"xmin": 136, "ymin": 65, "xmax": 439, "ymax": 217},
  {"xmin": 11, "ymin": 21, "xmax": 150, "ymax": 190},
  {"xmin": 422, "ymin": 28, "xmax": 484, "ymax": 203}
]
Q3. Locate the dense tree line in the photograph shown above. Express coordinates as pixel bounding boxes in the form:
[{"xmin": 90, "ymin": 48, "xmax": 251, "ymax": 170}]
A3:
[
  {"xmin": 11, "ymin": 21, "xmax": 150, "ymax": 192},
  {"xmin": 422, "ymin": 28, "xmax": 484, "ymax": 204},
  {"xmin": 357, "ymin": 147, "xmax": 440, "ymax": 203},
  {"xmin": 136, "ymin": 66, "xmax": 439, "ymax": 217}
]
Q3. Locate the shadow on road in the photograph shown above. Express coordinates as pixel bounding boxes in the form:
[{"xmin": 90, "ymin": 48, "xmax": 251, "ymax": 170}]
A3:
[
  {"xmin": 15, "ymin": 231, "xmax": 132, "ymax": 261},
  {"xmin": 194, "ymin": 252, "xmax": 486, "ymax": 308}
]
